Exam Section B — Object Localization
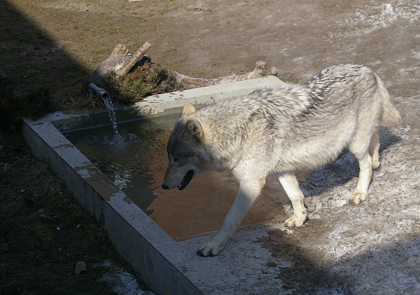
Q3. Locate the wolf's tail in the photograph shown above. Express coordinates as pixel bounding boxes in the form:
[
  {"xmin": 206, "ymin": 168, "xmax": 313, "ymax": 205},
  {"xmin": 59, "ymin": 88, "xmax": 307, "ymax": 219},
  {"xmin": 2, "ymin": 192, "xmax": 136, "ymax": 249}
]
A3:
[{"xmin": 375, "ymin": 74, "xmax": 402, "ymax": 127}]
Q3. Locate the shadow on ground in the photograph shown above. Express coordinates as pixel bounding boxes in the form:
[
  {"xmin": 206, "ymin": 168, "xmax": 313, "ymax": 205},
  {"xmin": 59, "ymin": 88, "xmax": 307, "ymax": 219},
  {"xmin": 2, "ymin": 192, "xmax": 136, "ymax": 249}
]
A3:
[
  {"xmin": 0, "ymin": 1, "xmax": 89, "ymax": 97},
  {"xmin": 0, "ymin": 2, "xmax": 150, "ymax": 294}
]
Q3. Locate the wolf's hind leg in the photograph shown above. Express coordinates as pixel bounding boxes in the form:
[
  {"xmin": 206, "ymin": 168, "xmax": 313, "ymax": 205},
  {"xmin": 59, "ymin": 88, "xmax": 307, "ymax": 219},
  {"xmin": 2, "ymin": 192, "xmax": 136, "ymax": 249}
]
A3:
[
  {"xmin": 279, "ymin": 173, "xmax": 307, "ymax": 227},
  {"xmin": 349, "ymin": 116, "xmax": 375, "ymax": 205},
  {"xmin": 369, "ymin": 129, "xmax": 381, "ymax": 169},
  {"xmin": 197, "ymin": 178, "xmax": 264, "ymax": 257},
  {"xmin": 349, "ymin": 152, "xmax": 373, "ymax": 205}
]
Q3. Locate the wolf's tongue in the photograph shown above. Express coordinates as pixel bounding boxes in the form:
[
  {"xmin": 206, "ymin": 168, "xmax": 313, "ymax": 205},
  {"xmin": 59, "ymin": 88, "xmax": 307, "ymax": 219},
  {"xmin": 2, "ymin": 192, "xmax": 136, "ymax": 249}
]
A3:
[{"xmin": 178, "ymin": 170, "xmax": 194, "ymax": 191}]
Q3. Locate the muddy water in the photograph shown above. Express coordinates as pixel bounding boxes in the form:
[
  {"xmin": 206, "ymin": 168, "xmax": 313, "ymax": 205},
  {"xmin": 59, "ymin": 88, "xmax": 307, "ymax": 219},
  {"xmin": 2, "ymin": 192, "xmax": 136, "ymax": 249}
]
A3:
[{"xmin": 64, "ymin": 113, "xmax": 288, "ymax": 240}]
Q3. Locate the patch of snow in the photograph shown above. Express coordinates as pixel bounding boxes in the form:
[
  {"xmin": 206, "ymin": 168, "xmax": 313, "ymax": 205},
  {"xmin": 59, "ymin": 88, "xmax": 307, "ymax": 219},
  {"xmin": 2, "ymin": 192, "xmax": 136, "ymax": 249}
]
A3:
[{"xmin": 340, "ymin": 1, "xmax": 420, "ymax": 35}]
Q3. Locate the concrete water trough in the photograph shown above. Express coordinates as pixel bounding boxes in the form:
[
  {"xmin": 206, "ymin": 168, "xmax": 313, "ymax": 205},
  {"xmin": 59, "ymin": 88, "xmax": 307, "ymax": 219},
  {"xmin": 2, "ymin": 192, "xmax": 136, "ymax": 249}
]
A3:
[{"xmin": 22, "ymin": 76, "xmax": 294, "ymax": 295}]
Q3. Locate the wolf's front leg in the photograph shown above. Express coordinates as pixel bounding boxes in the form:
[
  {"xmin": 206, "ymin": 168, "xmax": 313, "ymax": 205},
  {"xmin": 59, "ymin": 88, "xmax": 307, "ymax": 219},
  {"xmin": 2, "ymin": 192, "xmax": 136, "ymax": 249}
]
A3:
[
  {"xmin": 197, "ymin": 179, "xmax": 263, "ymax": 256},
  {"xmin": 279, "ymin": 173, "xmax": 307, "ymax": 227}
]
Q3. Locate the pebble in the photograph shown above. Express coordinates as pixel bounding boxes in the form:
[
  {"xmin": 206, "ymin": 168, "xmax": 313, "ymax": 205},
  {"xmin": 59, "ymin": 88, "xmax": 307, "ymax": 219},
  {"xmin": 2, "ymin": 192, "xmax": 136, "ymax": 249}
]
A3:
[{"xmin": 75, "ymin": 261, "xmax": 87, "ymax": 274}]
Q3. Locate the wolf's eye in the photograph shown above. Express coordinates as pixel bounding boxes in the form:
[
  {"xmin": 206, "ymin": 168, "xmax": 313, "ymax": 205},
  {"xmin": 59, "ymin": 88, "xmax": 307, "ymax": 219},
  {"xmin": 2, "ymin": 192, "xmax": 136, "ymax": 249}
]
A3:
[{"xmin": 173, "ymin": 157, "xmax": 180, "ymax": 162}]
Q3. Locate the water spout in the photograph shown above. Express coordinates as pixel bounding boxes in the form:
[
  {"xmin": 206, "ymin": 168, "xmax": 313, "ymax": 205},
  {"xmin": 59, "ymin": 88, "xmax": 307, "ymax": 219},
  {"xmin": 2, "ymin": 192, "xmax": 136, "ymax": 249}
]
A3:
[{"xmin": 89, "ymin": 83, "xmax": 118, "ymax": 134}]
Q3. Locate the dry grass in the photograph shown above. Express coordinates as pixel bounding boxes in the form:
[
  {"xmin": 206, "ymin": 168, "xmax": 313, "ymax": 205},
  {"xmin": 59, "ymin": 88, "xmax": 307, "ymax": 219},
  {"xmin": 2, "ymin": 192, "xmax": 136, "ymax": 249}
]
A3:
[
  {"xmin": 109, "ymin": 61, "xmax": 180, "ymax": 104},
  {"xmin": 0, "ymin": 85, "xmax": 55, "ymax": 129}
]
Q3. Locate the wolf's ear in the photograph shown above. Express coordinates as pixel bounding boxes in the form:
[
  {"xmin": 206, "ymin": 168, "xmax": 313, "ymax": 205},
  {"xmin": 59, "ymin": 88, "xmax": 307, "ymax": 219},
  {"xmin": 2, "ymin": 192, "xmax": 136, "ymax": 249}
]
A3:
[
  {"xmin": 181, "ymin": 102, "xmax": 196, "ymax": 118},
  {"xmin": 186, "ymin": 119, "xmax": 203, "ymax": 140}
]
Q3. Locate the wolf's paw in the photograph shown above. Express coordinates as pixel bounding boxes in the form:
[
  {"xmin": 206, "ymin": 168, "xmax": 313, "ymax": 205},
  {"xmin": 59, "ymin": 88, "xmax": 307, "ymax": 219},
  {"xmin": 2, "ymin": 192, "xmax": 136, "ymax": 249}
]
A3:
[
  {"xmin": 372, "ymin": 160, "xmax": 381, "ymax": 170},
  {"xmin": 350, "ymin": 191, "xmax": 367, "ymax": 205},
  {"xmin": 196, "ymin": 242, "xmax": 225, "ymax": 257},
  {"xmin": 284, "ymin": 215, "xmax": 306, "ymax": 228}
]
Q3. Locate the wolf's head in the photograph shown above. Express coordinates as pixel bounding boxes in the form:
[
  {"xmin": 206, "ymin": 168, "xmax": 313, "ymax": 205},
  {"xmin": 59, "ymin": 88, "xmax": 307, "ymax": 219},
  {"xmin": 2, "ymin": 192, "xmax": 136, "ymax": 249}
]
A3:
[{"xmin": 162, "ymin": 103, "xmax": 212, "ymax": 190}]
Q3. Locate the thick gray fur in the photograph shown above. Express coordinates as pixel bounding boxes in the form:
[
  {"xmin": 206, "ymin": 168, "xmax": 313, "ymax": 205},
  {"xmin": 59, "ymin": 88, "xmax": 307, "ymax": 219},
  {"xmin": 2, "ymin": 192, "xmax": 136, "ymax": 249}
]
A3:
[{"xmin": 162, "ymin": 64, "xmax": 401, "ymax": 256}]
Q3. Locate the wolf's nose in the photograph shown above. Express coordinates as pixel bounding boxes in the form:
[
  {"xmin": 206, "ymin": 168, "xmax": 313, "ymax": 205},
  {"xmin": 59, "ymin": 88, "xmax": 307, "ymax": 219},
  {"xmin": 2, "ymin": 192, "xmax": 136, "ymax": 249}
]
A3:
[{"xmin": 161, "ymin": 183, "xmax": 169, "ymax": 190}]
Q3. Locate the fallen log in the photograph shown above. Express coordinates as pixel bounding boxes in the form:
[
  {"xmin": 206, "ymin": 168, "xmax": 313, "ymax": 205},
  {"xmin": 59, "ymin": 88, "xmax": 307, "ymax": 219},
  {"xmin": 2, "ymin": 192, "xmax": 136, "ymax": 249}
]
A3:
[
  {"xmin": 169, "ymin": 61, "xmax": 278, "ymax": 89},
  {"xmin": 89, "ymin": 42, "xmax": 151, "ymax": 88},
  {"xmin": 88, "ymin": 42, "xmax": 278, "ymax": 103},
  {"xmin": 114, "ymin": 41, "xmax": 151, "ymax": 79}
]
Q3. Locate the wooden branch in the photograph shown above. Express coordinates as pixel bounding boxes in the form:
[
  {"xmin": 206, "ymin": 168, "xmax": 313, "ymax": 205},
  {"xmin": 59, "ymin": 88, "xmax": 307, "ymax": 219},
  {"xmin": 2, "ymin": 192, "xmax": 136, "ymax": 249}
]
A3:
[
  {"xmin": 168, "ymin": 61, "xmax": 278, "ymax": 89},
  {"xmin": 114, "ymin": 41, "xmax": 151, "ymax": 78},
  {"xmin": 89, "ymin": 42, "xmax": 151, "ymax": 87},
  {"xmin": 109, "ymin": 44, "xmax": 129, "ymax": 58}
]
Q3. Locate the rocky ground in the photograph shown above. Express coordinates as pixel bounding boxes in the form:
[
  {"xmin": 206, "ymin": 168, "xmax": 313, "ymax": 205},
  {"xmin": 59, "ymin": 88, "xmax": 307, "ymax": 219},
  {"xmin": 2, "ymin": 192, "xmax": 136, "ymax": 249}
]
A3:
[{"xmin": 1, "ymin": 0, "xmax": 420, "ymax": 294}]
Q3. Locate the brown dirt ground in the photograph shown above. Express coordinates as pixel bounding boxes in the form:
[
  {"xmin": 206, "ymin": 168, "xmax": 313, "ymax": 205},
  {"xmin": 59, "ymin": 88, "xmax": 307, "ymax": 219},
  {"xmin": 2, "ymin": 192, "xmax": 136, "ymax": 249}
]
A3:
[{"xmin": 1, "ymin": 0, "xmax": 419, "ymax": 294}]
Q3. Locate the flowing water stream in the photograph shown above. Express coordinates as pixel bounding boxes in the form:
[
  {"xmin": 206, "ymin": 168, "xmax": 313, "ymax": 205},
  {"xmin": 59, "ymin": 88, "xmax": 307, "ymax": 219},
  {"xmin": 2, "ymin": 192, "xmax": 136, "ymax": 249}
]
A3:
[
  {"xmin": 88, "ymin": 82, "xmax": 119, "ymax": 134},
  {"xmin": 101, "ymin": 96, "xmax": 118, "ymax": 134}
]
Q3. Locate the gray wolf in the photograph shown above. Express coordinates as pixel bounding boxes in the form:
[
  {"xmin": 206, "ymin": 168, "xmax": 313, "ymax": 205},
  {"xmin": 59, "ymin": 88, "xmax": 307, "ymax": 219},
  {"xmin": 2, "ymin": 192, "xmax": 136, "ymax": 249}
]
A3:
[{"xmin": 161, "ymin": 64, "xmax": 401, "ymax": 257}]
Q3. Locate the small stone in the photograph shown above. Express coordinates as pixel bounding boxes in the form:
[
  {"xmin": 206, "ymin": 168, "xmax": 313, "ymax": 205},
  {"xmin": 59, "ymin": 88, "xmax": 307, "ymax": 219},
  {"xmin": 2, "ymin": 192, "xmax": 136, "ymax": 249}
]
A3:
[
  {"xmin": 76, "ymin": 224, "xmax": 81, "ymax": 229},
  {"xmin": 75, "ymin": 261, "xmax": 87, "ymax": 274}
]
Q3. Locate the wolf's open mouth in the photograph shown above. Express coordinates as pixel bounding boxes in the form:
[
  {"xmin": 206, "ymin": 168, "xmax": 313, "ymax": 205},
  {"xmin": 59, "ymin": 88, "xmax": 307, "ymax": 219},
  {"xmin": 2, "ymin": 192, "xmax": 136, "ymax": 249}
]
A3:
[{"xmin": 178, "ymin": 170, "xmax": 194, "ymax": 191}]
